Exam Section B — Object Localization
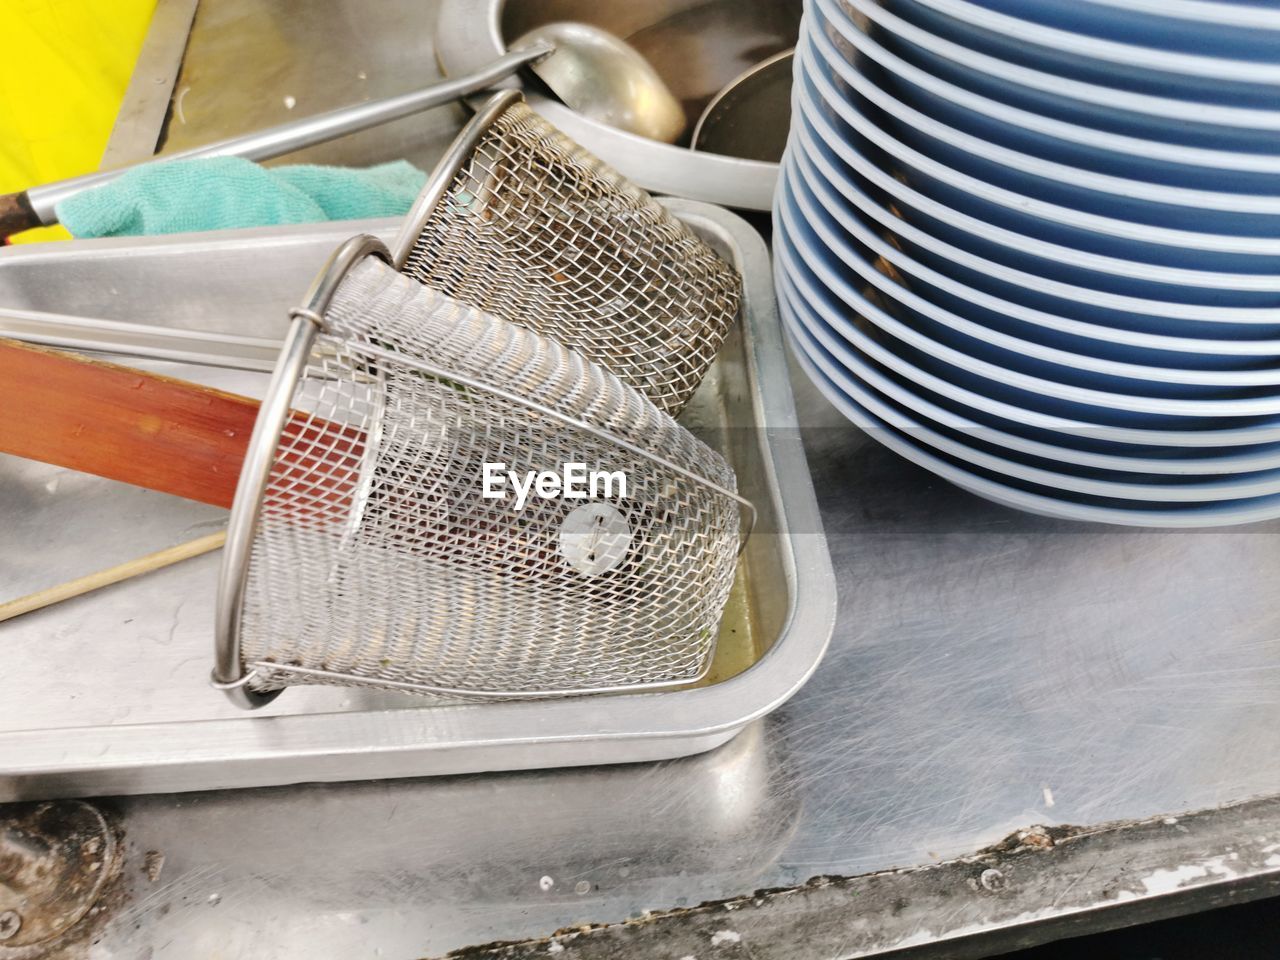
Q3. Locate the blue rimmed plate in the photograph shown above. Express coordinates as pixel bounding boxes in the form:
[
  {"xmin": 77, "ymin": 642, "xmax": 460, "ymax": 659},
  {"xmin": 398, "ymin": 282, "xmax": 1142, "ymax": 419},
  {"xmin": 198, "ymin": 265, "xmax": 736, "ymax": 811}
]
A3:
[{"xmin": 781, "ymin": 306, "xmax": 1280, "ymax": 525}]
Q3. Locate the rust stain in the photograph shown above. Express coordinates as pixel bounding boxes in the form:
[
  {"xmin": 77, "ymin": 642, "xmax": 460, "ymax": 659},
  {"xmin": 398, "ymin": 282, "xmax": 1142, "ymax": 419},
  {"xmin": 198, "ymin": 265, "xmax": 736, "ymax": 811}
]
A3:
[{"xmin": 0, "ymin": 800, "xmax": 128, "ymax": 960}]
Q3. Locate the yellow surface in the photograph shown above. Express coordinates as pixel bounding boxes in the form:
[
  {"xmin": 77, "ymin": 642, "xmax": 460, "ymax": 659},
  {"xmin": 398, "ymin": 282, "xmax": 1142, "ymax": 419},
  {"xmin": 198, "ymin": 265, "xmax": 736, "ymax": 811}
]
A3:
[{"xmin": 0, "ymin": 0, "xmax": 157, "ymax": 243}]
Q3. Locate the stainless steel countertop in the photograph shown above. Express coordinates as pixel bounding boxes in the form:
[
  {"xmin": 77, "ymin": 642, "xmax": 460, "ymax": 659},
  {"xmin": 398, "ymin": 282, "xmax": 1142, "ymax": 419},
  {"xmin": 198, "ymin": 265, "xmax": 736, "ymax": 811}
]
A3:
[{"xmin": 12, "ymin": 0, "xmax": 1280, "ymax": 956}]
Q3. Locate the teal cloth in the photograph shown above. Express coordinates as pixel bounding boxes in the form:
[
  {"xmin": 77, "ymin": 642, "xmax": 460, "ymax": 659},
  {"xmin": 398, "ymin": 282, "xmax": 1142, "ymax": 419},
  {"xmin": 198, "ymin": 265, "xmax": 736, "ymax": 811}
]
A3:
[{"xmin": 57, "ymin": 156, "xmax": 428, "ymax": 238}]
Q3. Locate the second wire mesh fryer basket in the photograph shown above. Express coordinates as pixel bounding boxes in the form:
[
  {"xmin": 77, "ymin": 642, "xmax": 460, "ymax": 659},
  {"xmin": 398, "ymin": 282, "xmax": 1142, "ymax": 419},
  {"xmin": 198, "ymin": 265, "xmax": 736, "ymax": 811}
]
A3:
[
  {"xmin": 390, "ymin": 90, "xmax": 742, "ymax": 416},
  {"xmin": 213, "ymin": 236, "xmax": 752, "ymax": 708}
]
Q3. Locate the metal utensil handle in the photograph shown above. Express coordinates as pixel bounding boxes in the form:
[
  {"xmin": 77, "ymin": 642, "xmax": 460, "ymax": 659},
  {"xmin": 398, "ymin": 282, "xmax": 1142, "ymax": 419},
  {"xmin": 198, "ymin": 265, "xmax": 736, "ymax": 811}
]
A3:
[
  {"xmin": 24, "ymin": 43, "xmax": 552, "ymax": 225},
  {"xmin": 0, "ymin": 308, "xmax": 282, "ymax": 371}
]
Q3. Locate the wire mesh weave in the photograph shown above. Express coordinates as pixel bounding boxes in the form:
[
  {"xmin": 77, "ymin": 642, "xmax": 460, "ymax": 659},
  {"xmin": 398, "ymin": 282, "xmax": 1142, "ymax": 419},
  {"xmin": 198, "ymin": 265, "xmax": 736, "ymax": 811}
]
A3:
[
  {"xmin": 399, "ymin": 99, "xmax": 741, "ymax": 415},
  {"xmin": 236, "ymin": 258, "xmax": 742, "ymax": 697}
]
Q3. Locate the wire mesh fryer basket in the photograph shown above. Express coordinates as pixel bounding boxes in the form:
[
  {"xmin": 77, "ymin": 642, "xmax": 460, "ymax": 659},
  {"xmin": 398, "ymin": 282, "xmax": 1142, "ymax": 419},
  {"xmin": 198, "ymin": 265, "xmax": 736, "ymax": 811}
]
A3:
[
  {"xmin": 390, "ymin": 91, "xmax": 742, "ymax": 416},
  {"xmin": 213, "ymin": 237, "xmax": 750, "ymax": 709}
]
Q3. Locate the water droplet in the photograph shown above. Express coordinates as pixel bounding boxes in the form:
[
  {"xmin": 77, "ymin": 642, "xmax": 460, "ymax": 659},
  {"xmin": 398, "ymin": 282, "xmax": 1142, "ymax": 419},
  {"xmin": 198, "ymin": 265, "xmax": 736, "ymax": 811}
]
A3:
[
  {"xmin": 574, "ymin": 880, "xmax": 590, "ymax": 895},
  {"xmin": 207, "ymin": 892, "xmax": 221, "ymax": 905}
]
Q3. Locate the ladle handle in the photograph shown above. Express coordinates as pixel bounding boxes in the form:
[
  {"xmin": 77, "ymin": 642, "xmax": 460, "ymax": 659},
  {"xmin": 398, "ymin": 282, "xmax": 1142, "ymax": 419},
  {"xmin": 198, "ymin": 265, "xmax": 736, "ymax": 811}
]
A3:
[{"xmin": 1, "ymin": 43, "xmax": 551, "ymax": 240}]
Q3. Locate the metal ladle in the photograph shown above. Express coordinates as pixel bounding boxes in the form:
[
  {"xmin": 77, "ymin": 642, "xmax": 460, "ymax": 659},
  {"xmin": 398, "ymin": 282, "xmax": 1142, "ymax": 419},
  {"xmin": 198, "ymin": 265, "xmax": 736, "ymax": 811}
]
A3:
[
  {"xmin": 514, "ymin": 22, "xmax": 686, "ymax": 145},
  {"xmin": 0, "ymin": 24, "xmax": 684, "ymax": 240}
]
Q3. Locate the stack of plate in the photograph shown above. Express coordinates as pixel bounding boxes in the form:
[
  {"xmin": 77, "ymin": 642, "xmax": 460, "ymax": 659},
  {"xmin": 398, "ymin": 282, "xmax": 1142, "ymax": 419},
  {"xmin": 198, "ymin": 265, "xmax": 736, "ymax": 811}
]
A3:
[{"xmin": 775, "ymin": 0, "xmax": 1280, "ymax": 526}]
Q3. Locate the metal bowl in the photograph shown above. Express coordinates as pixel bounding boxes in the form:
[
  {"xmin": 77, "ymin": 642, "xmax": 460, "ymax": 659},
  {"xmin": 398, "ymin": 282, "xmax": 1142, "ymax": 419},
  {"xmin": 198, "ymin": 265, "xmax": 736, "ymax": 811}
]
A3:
[
  {"xmin": 692, "ymin": 49, "xmax": 794, "ymax": 162},
  {"xmin": 434, "ymin": 0, "xmax": 800, "ymax": 209}
]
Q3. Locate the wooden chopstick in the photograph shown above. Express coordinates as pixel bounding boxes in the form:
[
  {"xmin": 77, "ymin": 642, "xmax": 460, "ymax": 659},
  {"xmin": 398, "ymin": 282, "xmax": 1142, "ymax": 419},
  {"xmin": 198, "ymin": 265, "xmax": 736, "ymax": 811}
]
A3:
[{"xmin": 0, "ymin": 530, "xmax": 227, "ymax": 623}]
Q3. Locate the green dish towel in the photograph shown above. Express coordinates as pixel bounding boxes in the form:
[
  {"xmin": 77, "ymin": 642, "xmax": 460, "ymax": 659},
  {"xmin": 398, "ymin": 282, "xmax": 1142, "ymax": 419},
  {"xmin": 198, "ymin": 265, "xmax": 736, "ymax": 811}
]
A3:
[{"xmin": 57, "ymin": 156, "xmax": 428, "ymax": 238}]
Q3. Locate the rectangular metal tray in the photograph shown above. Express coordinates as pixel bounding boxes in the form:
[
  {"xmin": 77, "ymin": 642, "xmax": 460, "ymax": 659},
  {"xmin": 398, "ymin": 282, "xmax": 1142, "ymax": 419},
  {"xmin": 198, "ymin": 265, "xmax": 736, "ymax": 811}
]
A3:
[{"xmin": 0, "ymin": 199, "xmax": 836, "ymax": 799}]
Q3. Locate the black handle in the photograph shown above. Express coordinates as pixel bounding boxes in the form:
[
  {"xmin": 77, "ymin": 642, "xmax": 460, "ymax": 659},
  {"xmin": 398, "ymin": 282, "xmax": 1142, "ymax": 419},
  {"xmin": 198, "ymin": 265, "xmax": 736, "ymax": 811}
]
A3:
[{"xmin": 0, "ymin": 192, "xmax": 40, "ymax": 242}]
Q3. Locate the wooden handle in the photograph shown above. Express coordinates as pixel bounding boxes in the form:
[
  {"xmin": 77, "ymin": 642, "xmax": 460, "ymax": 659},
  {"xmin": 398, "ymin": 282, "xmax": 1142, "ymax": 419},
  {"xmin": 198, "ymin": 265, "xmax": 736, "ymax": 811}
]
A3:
[
  {"xmin": 0, "ymin": 531, "xmax": 227, "ymax": 623},
  {"xmin": 0, "ymin": 192, "xmax": 41, "ymax": 242},
  {"xmin": 0, "ymin": 339, "xmax": 368, "ymax": 511},
  {"xmin": 0, "ymin": 338, "xmax": 258, "ymax": 507}
]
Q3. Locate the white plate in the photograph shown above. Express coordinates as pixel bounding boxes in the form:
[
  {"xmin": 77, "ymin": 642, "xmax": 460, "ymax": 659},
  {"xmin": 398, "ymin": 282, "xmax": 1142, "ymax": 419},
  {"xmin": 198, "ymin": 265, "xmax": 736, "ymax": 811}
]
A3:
[
  {"xmin": 775, "ymin": 241, "xmax": 1280, "ymax": 478},
  {"xmin": 786, "ymin": 134, "xmax": 1280, "ymax": 391},
  {"xmin": 839, "ymin": 0, "xmax": 1280, "ymax": 126},
  {"xmin": 1012, "ymin": 0, "xmax": 1280, "ymax": 32},
  {"xmin": 805, "ymin": 14, "xmax": 1280, "ymax": 220},
  {"xmin": 890, "ymin": 0, "xmax": 1280, "ymax": 86},
  {"xmin": 787, "ymin": 118, "xmax": 1280, "ymax": 371},
  {"xmin": 802, "ymin": 29, "xmax": 1280, "ymax": 257},
  {"xmin": 779, "ymin": 272, "xmax": 1280, "ymax": 501},
  {"xmin": 774, "ymin": 172, "xmax": 1280, "ymax": 448},
  {"xmin": 793, "ymin": 59, "xmax": 1280, "ymax": 312},
  {"xmin": 794, "ymin": 54, "xmax": 1280, "ymax": 294},
  {"xmin": 813, "ymin": 0, "xmax": 1280, "ymax": 184},
  {"xmin": 781, "ymin": 301, "xmax": 1280, "ymax": 526},
  {"xmin": 792, "ymin": 94, "xmax": 1280, "ymax": 332}
]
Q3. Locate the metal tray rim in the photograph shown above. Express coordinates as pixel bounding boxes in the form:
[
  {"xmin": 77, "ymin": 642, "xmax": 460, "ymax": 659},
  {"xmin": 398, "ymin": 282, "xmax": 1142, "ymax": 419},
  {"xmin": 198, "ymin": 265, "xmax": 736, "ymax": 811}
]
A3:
[{"xmin": 0, "ymin": 200, "xmax": 836, "ymax": 799}]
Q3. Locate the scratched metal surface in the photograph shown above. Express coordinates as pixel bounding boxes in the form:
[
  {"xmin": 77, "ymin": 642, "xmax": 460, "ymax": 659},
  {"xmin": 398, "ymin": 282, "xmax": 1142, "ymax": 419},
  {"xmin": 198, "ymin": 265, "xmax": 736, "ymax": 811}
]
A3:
[{"xmin": 9, "ymin": 0, "xmax": 1280, "ymax": 956}]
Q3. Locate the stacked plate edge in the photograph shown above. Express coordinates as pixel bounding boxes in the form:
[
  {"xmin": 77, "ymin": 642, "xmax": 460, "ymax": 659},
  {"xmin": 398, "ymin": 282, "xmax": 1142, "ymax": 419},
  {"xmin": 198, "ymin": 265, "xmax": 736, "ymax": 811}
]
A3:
[{"xmin": 775, "ymin": 0, "xmax": 1280, "ymax": 526}]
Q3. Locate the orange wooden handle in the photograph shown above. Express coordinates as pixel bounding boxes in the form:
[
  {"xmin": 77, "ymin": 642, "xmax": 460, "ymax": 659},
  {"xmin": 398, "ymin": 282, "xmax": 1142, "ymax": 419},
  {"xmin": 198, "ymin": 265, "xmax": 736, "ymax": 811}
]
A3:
[
  {"xmin": 1, "ymin": 338, "xmax": 370, "ymax": 514},
  {"xmin": 0, "ymin": 338, "xmax": 258, "ymax": 507}
]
